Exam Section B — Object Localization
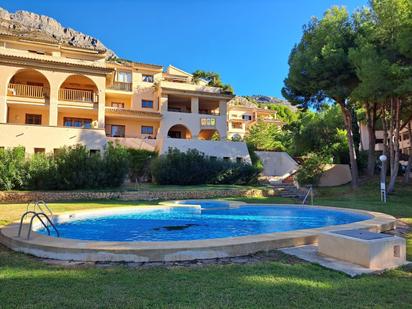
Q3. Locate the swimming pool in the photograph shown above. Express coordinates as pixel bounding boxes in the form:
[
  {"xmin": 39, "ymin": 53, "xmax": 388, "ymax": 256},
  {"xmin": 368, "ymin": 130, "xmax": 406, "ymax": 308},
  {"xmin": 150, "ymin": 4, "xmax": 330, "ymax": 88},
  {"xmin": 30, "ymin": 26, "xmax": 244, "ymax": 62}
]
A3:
[
  {"xmin": 1, "ymin": 201, "xmax": 395, "ymax": 262},
  {"xmin": 37, "ymin": 201, "xmax": 372, "ymax": 242}
]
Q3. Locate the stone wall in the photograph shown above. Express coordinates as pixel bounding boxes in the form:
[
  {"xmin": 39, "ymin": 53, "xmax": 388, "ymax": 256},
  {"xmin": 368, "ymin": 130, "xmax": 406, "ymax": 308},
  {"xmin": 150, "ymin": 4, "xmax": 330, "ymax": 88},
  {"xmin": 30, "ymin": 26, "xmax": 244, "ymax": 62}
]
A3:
[{"xmin": 0, "ymin": 188, "xmax": 270, "ymax": 204}]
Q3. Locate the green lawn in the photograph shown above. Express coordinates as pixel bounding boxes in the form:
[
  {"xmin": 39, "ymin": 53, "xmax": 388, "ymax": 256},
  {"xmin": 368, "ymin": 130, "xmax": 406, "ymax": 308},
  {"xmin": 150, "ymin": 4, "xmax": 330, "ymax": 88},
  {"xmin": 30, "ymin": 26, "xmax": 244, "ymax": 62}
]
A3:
[{"xmin": 0, "ymin": 181, "xmax": 411, "ymax": 308}]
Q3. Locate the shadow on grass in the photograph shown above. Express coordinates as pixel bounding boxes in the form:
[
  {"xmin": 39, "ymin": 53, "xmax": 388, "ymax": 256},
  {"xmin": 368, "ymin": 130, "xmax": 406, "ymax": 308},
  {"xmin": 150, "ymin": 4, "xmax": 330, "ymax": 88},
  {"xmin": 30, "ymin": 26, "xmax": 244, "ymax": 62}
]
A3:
[{"xmin": 0, "ymin": 244, "xmax": 411, "ymax": 308}]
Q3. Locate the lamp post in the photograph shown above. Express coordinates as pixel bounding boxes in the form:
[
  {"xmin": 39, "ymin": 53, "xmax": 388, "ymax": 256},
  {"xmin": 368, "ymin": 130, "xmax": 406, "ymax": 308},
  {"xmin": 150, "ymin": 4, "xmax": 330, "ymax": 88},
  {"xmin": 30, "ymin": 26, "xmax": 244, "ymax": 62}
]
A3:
[{"xmin": 379, "ymin": 154, "xmax": 387, "ymax": 203}]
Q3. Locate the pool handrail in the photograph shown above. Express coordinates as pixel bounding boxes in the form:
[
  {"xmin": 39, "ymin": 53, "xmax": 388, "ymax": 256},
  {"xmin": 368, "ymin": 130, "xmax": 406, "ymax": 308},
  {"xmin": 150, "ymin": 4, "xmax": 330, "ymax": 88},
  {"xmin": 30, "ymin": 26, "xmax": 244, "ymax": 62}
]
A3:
[
  {"xmin": 18, "ymin": 210, "xmax": 59, "ymax": 240},
  {"xmin": 302, "ymin": 186, "xmax": 314, "ymax": 206}
]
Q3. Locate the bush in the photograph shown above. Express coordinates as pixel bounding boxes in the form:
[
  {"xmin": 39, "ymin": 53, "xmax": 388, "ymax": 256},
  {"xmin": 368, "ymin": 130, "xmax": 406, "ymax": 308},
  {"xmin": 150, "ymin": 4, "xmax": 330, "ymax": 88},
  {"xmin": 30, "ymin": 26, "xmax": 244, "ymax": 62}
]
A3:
[
  {"xmin": 102, "ymin": 143, "xmax": 130, "ymax": 188},
  {"xmin": 0, "ymin": 147, "xmax": 26, "ymax": 190},
  {"xmin": 150, "ymin": 148, "xmax": 259, "ymax": 185},
  {"xmin": 25, "ymin": 153, "xmax": 58, "ymax": 190},
  {"xmin": 150, "ymin": 148, "xmax": 213, "ymax": 185},
  {"xmin": 295, "ymin": 152, "xmax": 330, "ymax": 186},
  {"xmin": 0, "ymin": 143, "xmax": 130, "ymax": 191},
  {"xmin": 127, "ymin": 149, "xmax": 157, "ymax": 182}
]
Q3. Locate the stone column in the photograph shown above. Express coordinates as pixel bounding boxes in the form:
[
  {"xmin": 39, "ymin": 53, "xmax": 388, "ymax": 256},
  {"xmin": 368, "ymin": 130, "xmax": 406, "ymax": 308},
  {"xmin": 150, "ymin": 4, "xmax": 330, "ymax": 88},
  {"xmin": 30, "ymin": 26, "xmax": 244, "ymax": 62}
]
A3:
[
  {"xmin": 219, "ymin": 99, "xmax": 228, "ymax": 140},
  {"xmin": 97, "ymin": 89, "xmax": 105, "ymax": 129},
  {"xmin": 0, "ymin": 85, "xmax": 7, "ymax": 123},
  {"xmin": 160, "ymin": 94, "xmax": 168, "ymax": 113},
  {"xmin": 219, "ymin": 99, "xmax": 227, "ymax": 116},
  {"xmin": 48, "ymin": 85, "xmax": 58, "ymax": 126},
  {"xmin": 191, "ymin": 97, "xmax": 199, "ymax": 114}
]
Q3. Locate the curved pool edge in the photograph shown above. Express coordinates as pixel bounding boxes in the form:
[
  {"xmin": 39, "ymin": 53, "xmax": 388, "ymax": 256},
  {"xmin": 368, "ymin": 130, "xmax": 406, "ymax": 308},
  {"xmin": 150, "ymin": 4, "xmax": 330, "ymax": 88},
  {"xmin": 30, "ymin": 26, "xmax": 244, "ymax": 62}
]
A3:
[{"xmin": 0, "ymin": 204, "xmax": 397, "ymax": 263}]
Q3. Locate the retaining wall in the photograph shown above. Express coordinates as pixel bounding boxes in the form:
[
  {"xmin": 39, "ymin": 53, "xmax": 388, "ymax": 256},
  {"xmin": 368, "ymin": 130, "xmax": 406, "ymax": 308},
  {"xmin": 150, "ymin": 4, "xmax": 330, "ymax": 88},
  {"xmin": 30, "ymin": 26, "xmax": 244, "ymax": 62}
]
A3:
[{"xmin": 0, "ymin": 188, "xmax": 271, "ymax": 204}]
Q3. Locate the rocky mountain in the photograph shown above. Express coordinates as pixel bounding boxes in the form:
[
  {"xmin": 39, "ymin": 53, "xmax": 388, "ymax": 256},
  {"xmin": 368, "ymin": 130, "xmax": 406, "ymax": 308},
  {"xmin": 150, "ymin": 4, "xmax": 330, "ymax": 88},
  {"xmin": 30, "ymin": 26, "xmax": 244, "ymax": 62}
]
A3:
[
  {"xmin": 0, "ymin": 7, "xmax": 116, "ymax": 58},
  {"xmin": 247, "ymin": 95, "xmax": 297, "ymax": 111}
]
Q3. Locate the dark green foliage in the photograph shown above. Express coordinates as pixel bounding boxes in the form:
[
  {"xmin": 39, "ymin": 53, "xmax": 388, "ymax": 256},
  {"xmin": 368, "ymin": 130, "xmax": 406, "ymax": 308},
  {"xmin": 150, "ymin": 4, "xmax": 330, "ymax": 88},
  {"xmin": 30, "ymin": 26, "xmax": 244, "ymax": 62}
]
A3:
[
  {"xmin": 245, "ymin": 122, "xmax": 287, "ymax": 151},
  {"xmin": 150, "ymin": 148, "xmax": 259, "ymax": 185},
  {"xmin": 285, "ymin": 105, "xmax": 349, "ymax": 163},
  {"xmin": 25, "ymin": 153, "xmax": 58, "ymax": 190},
  {"xmin": 192, "ymin": 70, "xmax": 234, "ymax": 94},
  {"xmin": 0, "ymin": 144, "xmax": 130, "ymax": 191},
  {"xmin": 127, "ymin": 149, "xmax": 157, "ymax": 182},
  {"xmin": 295, "ymin": 153, "xmax": 330, "ymax": 186},
  {"xmin": 0, "ymin": 147, "xmax": 27, "ymax": 190}
]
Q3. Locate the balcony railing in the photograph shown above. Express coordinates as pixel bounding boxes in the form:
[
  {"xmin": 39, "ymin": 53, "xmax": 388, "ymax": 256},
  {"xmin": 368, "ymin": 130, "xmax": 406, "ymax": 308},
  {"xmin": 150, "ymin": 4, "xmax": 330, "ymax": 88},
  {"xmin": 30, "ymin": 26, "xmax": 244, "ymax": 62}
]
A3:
[
  {"xmin": 199, "ymin": 110, "xmax": 220, "ymax": 116},
  {"xmin": 59, "ymin": 89, "xmax": 98, "ymax": 103},
  {"xmin": 109, "ymin": 81, "xmax": 133, "ymax": 92},
  {"xmin": 8, "ymin": 83, "xmax": 49, "ymax": 99}
]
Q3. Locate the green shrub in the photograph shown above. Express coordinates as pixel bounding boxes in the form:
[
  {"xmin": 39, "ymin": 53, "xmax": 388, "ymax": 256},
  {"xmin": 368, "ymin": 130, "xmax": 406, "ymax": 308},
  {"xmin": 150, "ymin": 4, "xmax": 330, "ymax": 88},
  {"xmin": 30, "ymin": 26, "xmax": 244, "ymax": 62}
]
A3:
[
  {"xmin": 295, "ymin": 152, "xmax": 330, "ymax": 186},
  {"xmin": 0, "ymin": 144, "xmax": 130, "ymax": 191},
  {"xmin": 0, "ymin": 147, "xmax": 27, "ymax": 190},
  {"xmin": 212, "ymin": 161, "xmax": 260, "ymax": 185},
  {"xmin": 25, "ymin": 153, "xmax": 57, "ymax": 190},
  {"xmin": 102, "ymin": 143, "xmax": 130, "ymax": 188},
  {"xmin": 151, "ymin": 148, "xmax": 213, "ymax": 185},
  {"xmin": 150, "ymin": 148, "xmax": 259, "ymax": 185},
  {"xmin": 127, "ymin": 149, "xmax": 157, "ymax": 182}
]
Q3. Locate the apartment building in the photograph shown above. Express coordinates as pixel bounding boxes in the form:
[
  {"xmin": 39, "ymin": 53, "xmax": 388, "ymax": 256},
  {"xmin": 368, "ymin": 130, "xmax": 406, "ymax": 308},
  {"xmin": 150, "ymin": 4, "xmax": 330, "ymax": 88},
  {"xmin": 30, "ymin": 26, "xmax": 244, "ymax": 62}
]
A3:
[
  {"xmin": 359, "ymin": 122, "xmax": 411, "ymax": 155},
  {"xmin": 227, "ymin": 98, "xmax": 283, "ymax": 139},
  {"xmin": 0, "ymin": 34, "xmax": 250, "ymax": 162}
]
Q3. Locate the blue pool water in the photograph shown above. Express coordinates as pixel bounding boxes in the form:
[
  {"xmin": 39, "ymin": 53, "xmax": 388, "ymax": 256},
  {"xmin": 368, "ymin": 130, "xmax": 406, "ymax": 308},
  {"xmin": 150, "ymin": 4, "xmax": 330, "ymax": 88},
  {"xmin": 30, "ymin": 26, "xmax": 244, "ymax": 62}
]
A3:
[{"xmin": 38, "ymin": 202, "xmax": 371, "ymax": 242}]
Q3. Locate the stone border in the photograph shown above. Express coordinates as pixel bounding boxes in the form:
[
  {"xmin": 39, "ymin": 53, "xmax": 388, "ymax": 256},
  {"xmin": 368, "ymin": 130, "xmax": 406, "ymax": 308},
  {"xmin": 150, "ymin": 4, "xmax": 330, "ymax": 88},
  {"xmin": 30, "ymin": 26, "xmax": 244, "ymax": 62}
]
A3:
[
  {"xmin": 0, "ymin": 188, "xmax": 269, "ymax": 204},
  {"xmin": 0, "ymin": 204, "xmax": 397, "ymax": 263}
]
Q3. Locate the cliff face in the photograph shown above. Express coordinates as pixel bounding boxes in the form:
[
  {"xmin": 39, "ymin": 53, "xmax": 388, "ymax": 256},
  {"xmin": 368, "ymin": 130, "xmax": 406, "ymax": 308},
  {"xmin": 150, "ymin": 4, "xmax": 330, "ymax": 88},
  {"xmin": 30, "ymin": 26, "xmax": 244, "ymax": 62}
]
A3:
[{"xmin": 0, "ymin": 7, "xmax": 116, "ymax": 58}]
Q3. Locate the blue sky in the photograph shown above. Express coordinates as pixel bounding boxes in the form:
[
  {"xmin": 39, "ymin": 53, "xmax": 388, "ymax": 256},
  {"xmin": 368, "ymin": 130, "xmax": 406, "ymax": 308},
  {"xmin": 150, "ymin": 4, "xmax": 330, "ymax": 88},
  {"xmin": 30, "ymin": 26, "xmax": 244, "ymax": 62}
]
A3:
[{"xmin": 0, "ymin": 0, "xmax": 367, "ymax": 98}]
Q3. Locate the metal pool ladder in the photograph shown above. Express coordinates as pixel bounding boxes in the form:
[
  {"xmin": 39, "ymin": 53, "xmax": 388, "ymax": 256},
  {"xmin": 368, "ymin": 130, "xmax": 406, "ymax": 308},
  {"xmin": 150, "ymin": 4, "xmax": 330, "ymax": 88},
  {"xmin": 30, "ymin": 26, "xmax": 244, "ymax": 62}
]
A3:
[
  {"xmin": 302, "ymin": 186, "xmax": 314, "ymax": 206},
  {"xmin": 18, "ymin": 201, "xmax": 60, "ymax": 240}
]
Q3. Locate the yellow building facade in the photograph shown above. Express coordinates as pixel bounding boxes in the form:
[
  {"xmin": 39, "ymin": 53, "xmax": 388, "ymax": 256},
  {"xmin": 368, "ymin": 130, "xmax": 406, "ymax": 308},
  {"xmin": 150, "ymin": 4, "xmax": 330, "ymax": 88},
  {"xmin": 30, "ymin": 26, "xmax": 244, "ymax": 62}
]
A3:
[
  {"xmin": 0, "ymin": 34, "xmax": 250, "ymax": 161},
  {"xmin": 227, "ymin": 99, "xmax": 283, "ymax": 140}
]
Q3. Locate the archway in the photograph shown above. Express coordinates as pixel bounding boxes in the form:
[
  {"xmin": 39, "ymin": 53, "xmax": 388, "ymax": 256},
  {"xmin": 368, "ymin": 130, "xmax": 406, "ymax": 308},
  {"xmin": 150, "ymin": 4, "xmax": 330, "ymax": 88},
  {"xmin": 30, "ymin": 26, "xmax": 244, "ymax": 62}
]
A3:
[
  {"xmin": 59, "ymin": 75, "xmax": 98, "ymax": 103},
  {"xmin": 8, "ymin": 69, "xmax": 50, "ymax": 99},
  {"xmin": 198, "ymin": 129, "xmax": 220, "ymax": 141},
  {"xmin": 167, "ymin": 124, "xmax": 192, "ymax": 139}
]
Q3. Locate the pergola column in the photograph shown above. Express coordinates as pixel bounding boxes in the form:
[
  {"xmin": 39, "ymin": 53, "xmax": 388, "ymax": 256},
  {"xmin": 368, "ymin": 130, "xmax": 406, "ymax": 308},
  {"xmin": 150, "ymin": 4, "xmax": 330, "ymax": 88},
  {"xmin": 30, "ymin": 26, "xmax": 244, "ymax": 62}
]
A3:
[{"xmin": 191, "ymin": 97, "xmax": 199, "ymax": 114}]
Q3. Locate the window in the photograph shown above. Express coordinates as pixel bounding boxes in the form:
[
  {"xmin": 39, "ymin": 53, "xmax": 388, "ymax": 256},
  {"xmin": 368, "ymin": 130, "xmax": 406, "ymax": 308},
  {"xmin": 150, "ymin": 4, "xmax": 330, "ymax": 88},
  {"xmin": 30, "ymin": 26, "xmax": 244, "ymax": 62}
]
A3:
[
  {"xmin": 232, "ymin": 122, "xmax": 242, "ymax": 129},
  {"xmin": 116, "ymin": 71, "xmax": 132, "ymax": 83},
  {"xmin": 109, "ymin": 125, "xmax": 125, "ymax": 137},
  {"xmin": 111, "ymin": 102, "xmax": 125, "ymax": 108},
  {"xmin": 89, "ymin": 149, "xmax": 100, "ymax": 156},
  {"xmin": 210, "ymin": 156, "xmax": 217, "ymax": 161},
  {"xmin": 223, "ymin": 157, "xmax": 230, "ymax": 162},
  {"xmin": 236, "ymin": 157, "xmax": 243, "ymax": 163},
  {"xmin": 142, "ymin": 74, "xmax": 154, "ymax": 83},
  {"xmin": 142, "ymin": 100, "xmax": 153, "ymax": 108},
  {"xmin": 63, "ymin": 117, "xmax": 92, "ymax": 128},
  {"xmin": 53, "ymin": 149, "xmax": 62, "ymax": 156},
  {"xmin": 34, "ymin": 148, "xmax": 45, "ymax": 154},
  {"xmin": 242, "ymin": 114, "xmax": 252, "ymax": 121},
  {"xmin": 25, "ymin": 114, "xmax": 42, "ymax": 125},
  {"xmin": 141, "ymin": 126, "xmax": 154, "ymax": 135}
]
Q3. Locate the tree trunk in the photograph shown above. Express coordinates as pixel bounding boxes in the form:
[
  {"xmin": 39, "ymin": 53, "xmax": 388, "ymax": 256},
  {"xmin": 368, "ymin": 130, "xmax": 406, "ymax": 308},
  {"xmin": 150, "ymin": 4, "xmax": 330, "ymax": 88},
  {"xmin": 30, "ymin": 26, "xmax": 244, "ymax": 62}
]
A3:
[
  {"xmin": 388, "ymin": 98, "xmax": 401, "ymax": 193},
  {"xmin": 382, "ymin": 104, "xmax": 389, "ymax": 183},
  {"xmin": 365, "ymin": 102, "xmax": 377, "ymax": 177},
  {"xmin": 403, "ymin": 121, "xmax": 412, "ymax": 184},
  {"xmin": 339, "ymin": 103, "xmax": 359, "ymax": 188}
]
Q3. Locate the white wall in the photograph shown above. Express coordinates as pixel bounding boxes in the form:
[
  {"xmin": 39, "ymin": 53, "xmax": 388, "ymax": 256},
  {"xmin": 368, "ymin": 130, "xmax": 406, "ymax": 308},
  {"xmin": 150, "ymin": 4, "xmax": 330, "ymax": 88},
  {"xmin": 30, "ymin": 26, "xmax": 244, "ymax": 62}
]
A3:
[
  {"xmin": 255, "ymin": 151, "xmax": 298, "ymax": 177},
  {"xmin": 318, "ymin": 164, "xmax": 352, "ymax": 187},
  {"xmin": 0, "ymin": 123, "xmax": 107, "ymax": 154},
  {"xmin": 157, "ymin": 138, "xmax": 251, "ymax": 163}
]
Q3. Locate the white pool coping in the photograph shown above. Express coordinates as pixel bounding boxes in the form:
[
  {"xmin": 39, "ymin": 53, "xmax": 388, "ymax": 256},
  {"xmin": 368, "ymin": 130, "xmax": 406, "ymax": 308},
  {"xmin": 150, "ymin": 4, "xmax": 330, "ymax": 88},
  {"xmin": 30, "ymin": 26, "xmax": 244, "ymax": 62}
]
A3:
[{"xmin": 0, "ymin": 203, "xmax": 397, "ymax": 262}]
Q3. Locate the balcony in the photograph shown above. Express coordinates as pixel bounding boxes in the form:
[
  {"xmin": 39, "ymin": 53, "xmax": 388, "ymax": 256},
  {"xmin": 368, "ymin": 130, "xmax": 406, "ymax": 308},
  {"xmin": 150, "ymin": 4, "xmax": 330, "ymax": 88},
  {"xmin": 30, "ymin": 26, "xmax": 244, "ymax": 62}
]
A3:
[
  {"xmin": 59, "ymin": 89, "xmax": 98, "ymax": 103},
  {"xmin": 8, "ymin": 83, "xmax": 49, "ymax": 99},
  {"xmin": 108, "ymin": 81, "xmax": 133, "ymax": 92}
]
